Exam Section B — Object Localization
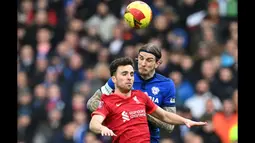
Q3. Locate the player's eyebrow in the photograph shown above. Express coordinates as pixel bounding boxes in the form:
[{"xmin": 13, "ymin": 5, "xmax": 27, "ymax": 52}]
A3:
[
  {"xmin": 121, "ymin": 71, "xmax": 134, "ymax": 74},
  {"xmin": 138, "ymin": 54, "xmax": 154, "ymax": 60},
  {"xmin": 121, "ymin": 71, "xmax": 129, "ymax": 74}
]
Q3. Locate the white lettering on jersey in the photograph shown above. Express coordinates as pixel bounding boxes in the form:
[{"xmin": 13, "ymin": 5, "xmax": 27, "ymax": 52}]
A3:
[
  {"xmin": 148, "ymin": 96, "xmax": 159, "ymax": 103},
  {"xmin": 121, "ymin": 110, "xmax": 146, "ymax": 122},
  {"xmin": 129, "ymin": 109, "xmax": 146, "ymax": 118},
  {"xmin": 121, "ymin": 111, "xmax": 130, "ymax": 122}
]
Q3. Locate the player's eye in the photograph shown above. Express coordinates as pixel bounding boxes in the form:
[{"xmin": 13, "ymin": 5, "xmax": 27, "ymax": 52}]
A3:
[
  {"xmin": 146, "ymin": 59, "xmax": 153, "ymax": 62},
  {"xmin": 139, "ymin": 56, "xmax": 144, "ymax": 61}
]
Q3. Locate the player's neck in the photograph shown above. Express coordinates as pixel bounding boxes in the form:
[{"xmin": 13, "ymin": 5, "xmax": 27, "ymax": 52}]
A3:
[
  {"xmin": 140, "ymin": 70, "xmax": 155, "ymax": 80},
  {"xmin": 114, "ymin": 89, "xmax": 131, "ymax": 97}
]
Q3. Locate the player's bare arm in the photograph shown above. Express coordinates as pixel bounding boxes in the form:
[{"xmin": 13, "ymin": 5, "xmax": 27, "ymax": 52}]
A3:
[
  {"xmin": 147, "ymin": 106, "xmax": 176, "ymax": 133},
  {"xmin": 151, "ymin": 106, "xmax": 207, "ymax": 128},
  {"xmin": 90, "ymin": 115, "xmax": 116, "ymax": 136},
  {"xmin": 87, "ymin": 89, "xmax": 103, "ymax": 112}
]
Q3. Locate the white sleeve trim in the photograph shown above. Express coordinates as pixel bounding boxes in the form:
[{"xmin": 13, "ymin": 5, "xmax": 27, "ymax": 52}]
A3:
[{"xmin": 100, "ymin": 83, "xmax": 113, "ymax": 95}]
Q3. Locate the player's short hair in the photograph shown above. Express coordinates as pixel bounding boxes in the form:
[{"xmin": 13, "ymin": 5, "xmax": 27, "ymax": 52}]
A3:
[
  {"xmin": 109, "ymin": 57, "xmax": 134, "ymax": 76},
  {"xmin": 138, "ymin": 43, "xmax": 162, "ymax": 61}
]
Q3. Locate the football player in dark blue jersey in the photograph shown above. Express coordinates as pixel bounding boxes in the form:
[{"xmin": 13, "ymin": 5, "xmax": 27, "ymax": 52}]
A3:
[{"xmin": 87, "ymin": 43, "xmax": 176, "ymax": 143}]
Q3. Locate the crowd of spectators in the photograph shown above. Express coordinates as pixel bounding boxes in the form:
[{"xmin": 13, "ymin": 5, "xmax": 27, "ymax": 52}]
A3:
[{"xmin": 17, "ymin": 0, "xmax": 238, "ymax": 143}]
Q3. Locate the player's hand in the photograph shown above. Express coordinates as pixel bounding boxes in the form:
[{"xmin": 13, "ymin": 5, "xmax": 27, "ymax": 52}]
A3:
[
  {"xmin": 101, "ymin": 126, "xmax": 117, "ymax": 136},
  {"xmin": 184, "ymin": 119, "xmax": 207, "ymax": 128}
]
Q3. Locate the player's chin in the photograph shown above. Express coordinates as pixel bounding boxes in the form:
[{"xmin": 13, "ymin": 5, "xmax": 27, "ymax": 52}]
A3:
[
  {"xmin": 138, "ymin": 69, "xmax": 148, "ymax": 75},
  {"xmin": 126, "ymin": 85, "xmax": 132, "ymax": 89},
  {"xmin": 126, "ymin": 85, "xmax": 132, "ymax": 90}
]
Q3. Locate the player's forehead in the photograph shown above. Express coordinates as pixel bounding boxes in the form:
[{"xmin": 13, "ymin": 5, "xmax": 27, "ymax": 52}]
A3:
[
  {"xmin": 116, "ymin": 65, "xmax": 134, "ymax": 73},
  {"xmin": 138, "ymin": 52, "xmax": 156, "ymax": 60}
]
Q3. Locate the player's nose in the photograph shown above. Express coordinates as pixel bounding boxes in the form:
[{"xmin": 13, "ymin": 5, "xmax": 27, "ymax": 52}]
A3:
[
  {"xmin": 141, "ymin": 60, "xmax": 146, "ymax": 66},
  {"xmin": 127, "ymin": 74, "xmax": 132, "ymax": 80}
]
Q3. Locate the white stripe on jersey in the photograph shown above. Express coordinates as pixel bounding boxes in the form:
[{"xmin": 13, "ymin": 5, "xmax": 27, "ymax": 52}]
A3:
[{"xmin": 101, "ymin": 83, "xmax": 113, "ymax": 95}]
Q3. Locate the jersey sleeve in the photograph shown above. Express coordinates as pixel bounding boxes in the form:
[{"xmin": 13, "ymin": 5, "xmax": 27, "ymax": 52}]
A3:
[
  {"xmin": 162, "ymin": 79, "xmax": 176, "ymax": 107},
  {"xmin": 100, "ymin": 78, "xmax": 115, "ymax": 95},
  {"xmin": 142, "ymin": 92, "xmax": 158, "ymax": 114},
  {"xmin": 91, "ymin": 97, "xmax": 111, "ymax": 118}
]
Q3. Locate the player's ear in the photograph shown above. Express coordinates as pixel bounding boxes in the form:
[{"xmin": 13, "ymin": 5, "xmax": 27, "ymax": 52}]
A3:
[
  {"xmin": 112, "ymin": 76, "xmax": 117, "ymax": 84},
  {"xmin": 155, "ymin": 59, "xmax": 162, "ymax": 68}
]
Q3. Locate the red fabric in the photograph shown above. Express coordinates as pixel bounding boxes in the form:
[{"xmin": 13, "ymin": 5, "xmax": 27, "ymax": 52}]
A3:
[
  {"xmin": 92, "ymin": 90, "xmax": 157, "ymax": 143},
  {"xmin": 26, "ymin": 11, "xmax": 34, "ymax": 25},
  {"xmin": 123, "ymin": 32, "xmax": 133, "ymax": 40},
  {"xmin": 48, "ymin": 10, "xmax": 57, "ymax": 26},
  {"xmin": 24, "ymin": 9, "xmax": 57, "ymax": 26},
  {"xmin": 209, "ymin": 1, "xmax": 219, "ymax": 8}
]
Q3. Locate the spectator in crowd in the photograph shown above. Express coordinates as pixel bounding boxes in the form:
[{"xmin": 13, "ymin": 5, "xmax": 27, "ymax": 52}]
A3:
[
  {"xmin": 232, "ymin": 89, "xmax": 238, "ymax": 112},
  {"xmin": 179, "ymin": 55, "xmax": 199, "ymax": 86},
  {"xmin": 169, "ymin": 71, "xmax": 194, "ymax": 106},
  {"xmin": 19, "ymin": 45, "xmax": 35, "ymax": 77},
  {"xmin": 195, "ymin": 112, "xmax": 221, "ymax": 143},
  {"xmin": 212, "ymin": 99, "xmax": 237, "ymax": 143},
  {"xmin": 86, "ymin": 2, "xmax": 118, "ymax": 44},
  {"xmin": 166, "ymin": 106, "xmax": 197, "ymax": 143},
  {"xmin": 18, "ymin": 71, "xmax": 31, "ymax": 92},
  {"xmin": 211, "ymin": 67, "xmax": 237, "ymax": 102},
  {"xmin": 160, "ymin": 138, "xmax": 175, "ymax": 143},
  {"xmin": 184, "ymin": 79, "xmax": 222, "ymax": 120}
]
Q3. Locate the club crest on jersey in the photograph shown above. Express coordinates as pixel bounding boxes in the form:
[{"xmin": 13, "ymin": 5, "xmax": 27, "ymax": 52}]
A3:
[
  {"xmin": 133, "ymin": 96, "xmax": 141, "ymax": 104},
  {"xmin": 170, "ymin": 98, "xmax": 175, "ymax": 103},
  {"xmin": 151, "ymin": 87, "xmax": 160, "ymax": 95}
]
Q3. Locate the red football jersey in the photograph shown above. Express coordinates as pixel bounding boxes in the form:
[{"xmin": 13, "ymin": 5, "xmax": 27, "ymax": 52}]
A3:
[{"xmin": 92, "ymin": 90, "xmax": 158, "ymax": 143}]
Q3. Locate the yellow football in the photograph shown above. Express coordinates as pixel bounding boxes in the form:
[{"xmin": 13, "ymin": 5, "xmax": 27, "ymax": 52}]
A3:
[{"xmin": 124, "ymin": 1, "xmax": 152, "ymax": 29}]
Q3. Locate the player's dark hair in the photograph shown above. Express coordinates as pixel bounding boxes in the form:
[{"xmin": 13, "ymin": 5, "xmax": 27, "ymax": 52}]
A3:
[
  {"xmin": 109, "ymin": 57, "xmax": 135, "ymax": 76},
  {"xmin": 138, "ymin": 43, "xmax": 162, "ymax": 61}
]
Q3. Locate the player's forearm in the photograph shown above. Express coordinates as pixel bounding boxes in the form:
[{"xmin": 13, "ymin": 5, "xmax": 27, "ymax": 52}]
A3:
[
  {"xmin": 87, "ymin": 89, "xmax": 103, "ymax": 112},
  {"xmin": 163, "ymin": 111, "xmax": 187, "ymax": 125},
  {"xmin": 147, "ymin": 107, "xmax": 176, "ymax": 133},
  {"xmin": 147, "ymin": 114, "xmax": 175, "ymax": 133},
  {"xmin": 89, "ymin": 119, "xmax": 106, "ymax": 134}
]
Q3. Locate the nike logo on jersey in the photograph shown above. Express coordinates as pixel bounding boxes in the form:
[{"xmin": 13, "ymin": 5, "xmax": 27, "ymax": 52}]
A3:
[{"xmin": 116, "ymin": 103, "xmax": 122, "ymax": 107}]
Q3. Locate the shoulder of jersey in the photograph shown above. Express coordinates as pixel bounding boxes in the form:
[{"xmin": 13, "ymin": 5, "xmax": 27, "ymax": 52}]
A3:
[
  {"xmin": 132, "ymin": 90, "xmax": 142, "ymax": 93},
  {"xmin": 154, "ymin": 73, "xmax": 173, "ymax": 83},
  {"xmin": 101, "ymin": 94, "xmax": 113, "ymax": 99},
  {"xmin": 134, "ymin": 71, "xmax": 174, "ymax": 83},
  {"xmin": 132, "ymin": 90, "xmax": 146, "ymax": 97}
]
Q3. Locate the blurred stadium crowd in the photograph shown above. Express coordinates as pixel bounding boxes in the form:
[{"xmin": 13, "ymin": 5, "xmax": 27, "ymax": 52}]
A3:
[{"xmin": 17, "ymin": 0, "xmax": 238, "ymax": 143}]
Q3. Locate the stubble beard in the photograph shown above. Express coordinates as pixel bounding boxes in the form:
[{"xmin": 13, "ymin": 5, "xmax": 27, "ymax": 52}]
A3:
[
  {"xmin": 117, "ymin": 84, "xmax": 132, "ymax": 94},
  {"xmin": 139, "ymin": 68, "xmax": 155, "ymax": 80}
]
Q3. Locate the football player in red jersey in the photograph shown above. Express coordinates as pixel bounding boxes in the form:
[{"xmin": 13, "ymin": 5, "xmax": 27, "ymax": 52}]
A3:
[{"xmin": 89, "ymin": 57, "xmax": 207, "ymax": 143}]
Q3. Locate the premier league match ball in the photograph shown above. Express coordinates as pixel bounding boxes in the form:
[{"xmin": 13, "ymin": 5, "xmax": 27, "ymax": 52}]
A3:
[{"xmin": 124, "ymin": 1, "xmax": 152, "ymax": 29}]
